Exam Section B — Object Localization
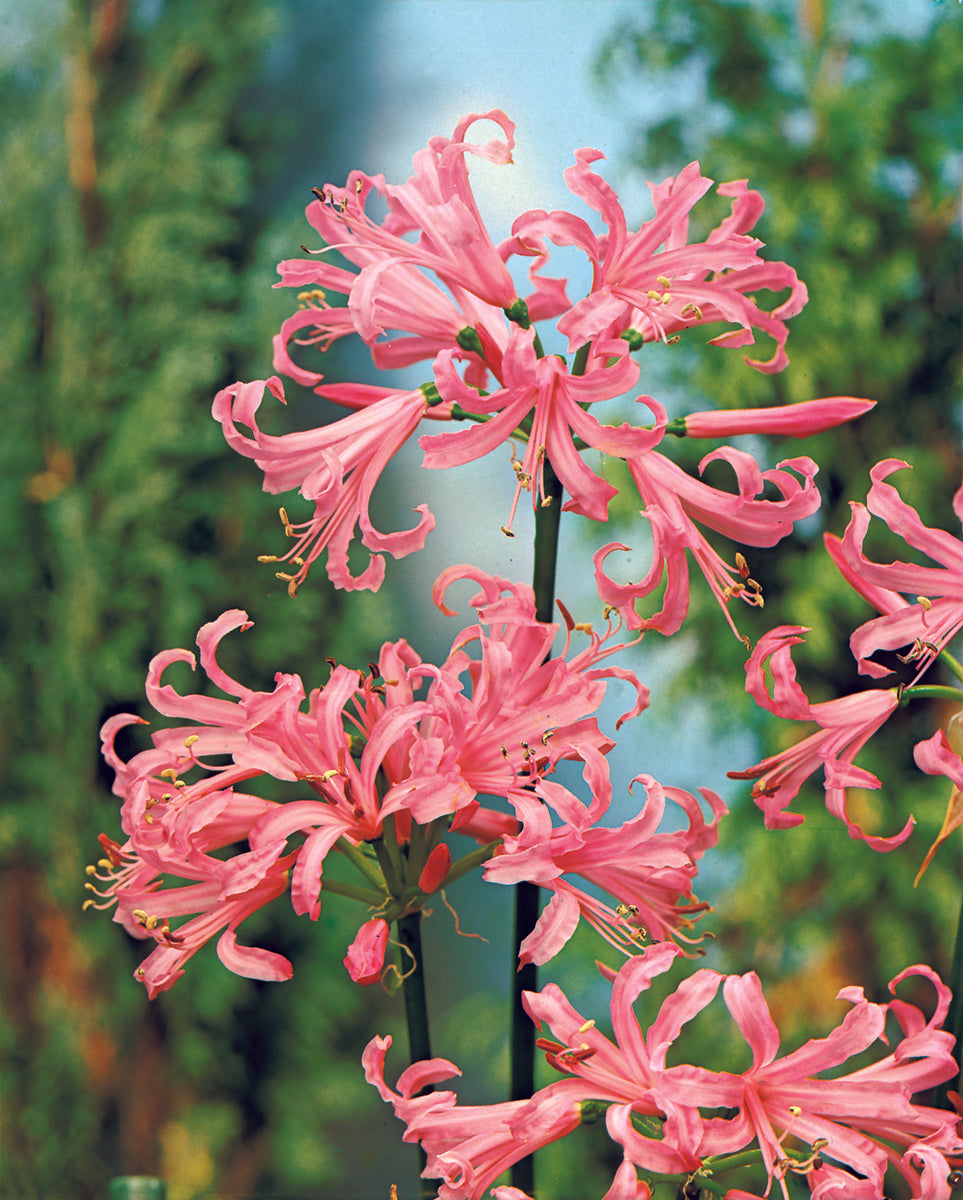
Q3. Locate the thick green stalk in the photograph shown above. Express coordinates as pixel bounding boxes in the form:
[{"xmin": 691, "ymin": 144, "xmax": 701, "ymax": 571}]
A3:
[
  {"xmin": 510, "ymin": 456, "xmax": 564, "ymax": 1197},
  {"xmin": 397, "ymin": 910, "xmax": 434, "ymax": 1199}
]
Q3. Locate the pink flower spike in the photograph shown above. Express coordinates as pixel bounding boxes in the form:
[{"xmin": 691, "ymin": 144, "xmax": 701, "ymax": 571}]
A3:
[
  {"xmin": 683, "ymin": 397, "xmax": 875, "ymax": 439},
  {"xmin": 343, "ymin": 917, "xmax": 390, "ymax": 986}
]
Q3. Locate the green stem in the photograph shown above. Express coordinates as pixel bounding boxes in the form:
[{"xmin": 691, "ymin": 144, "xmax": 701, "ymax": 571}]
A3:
[
  {"xmin": 332, "ymin": 838, "xmax": 386, "ymax": 890},
  {"xmin": 941, "ymin": 649, "xmax": 963, "ymax": 685},
  {"xmin": 510, "ymin": 456, "xmax": 565, "ymax": 1197},
  {"xmin": 397, "ymin": 910, "xmax": 435, "ymax": 1199},
  {"xmin": 316, "ymin": 878, "xmax": 386, "ymax": 907},
  {"xmin": 899, "ymin": 684, "xmax": 963, "ymax": 705}
]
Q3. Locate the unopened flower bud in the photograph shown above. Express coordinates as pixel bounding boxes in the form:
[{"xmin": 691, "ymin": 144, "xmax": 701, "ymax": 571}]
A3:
[
  {"xmin": 417, "ymin": 844, "xmax": 452, "ymax": 894},
  {"xmin": 343, "ymin": 918, "xmax": 390, "ymax": 986}
]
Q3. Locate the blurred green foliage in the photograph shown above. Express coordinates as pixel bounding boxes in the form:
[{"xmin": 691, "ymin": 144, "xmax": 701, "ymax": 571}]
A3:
[{"xmin": 0, "ymin": 2, "xmax": 402, "ymax": 1197}]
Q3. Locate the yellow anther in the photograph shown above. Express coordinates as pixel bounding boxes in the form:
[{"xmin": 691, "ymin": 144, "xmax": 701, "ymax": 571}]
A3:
[
  {"xmin": 82, "ymin": 899, "xmax": 97, "ymax": 911},
  {"xmin": 657, "ymin": 275, "xmax": 672, "ymax": 289},
  {"xmin": 132, "ymin": 909, "xmax": 149, "ymax": 923},
  {"xmin": 321, "ymin": 769, "xmax": 339, "ymax": 782},
  {"xmin": 500, "ymin": 526, "xmax": 515, "ymax": 538},
  {"xmin": 577, "ymin": 1019, "xmax": 596, "ymax": 1034},
  {"xmin": 184, "ymin": 735, "xmax": 199, "ymax": 749},
  {"xmin": 680, "ymin": 302, "xmax": 703, "ymax": 320},
  {"xmin": 645, "ymin": 289, "xmax": 662, "ymax": 302},
  {"xmin": 98, "ymin": 858, "xmax": 113, "ymax": 870},
  {"xmin": 788, "ymin": 1105, "xmax": 801, "ymax": 1117},
  {"xmin": 917, "ymin": 596, "xmax": 932, "ymax": 610},
  {"xmin": 160, "ymin": 768, "xmax": 178, "ymax": 781},
  {"xmin": 258, "ymin": 554, "xmax": 279, "ymax": 563},
  {"xmin": 661, "ymin": 292, "xmax": 671, "ymax": 304},
  {"xmin": 86, "ymin": 864, "xmax": 98, "ymax": 876}
]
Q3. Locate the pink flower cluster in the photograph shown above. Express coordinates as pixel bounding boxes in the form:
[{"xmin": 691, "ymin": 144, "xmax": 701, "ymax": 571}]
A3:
[
  {"xmin": 367, "ymin": 946, "xmax": 963, "ymax": 1200},
  {"xmin": 211, "ymin": 109, "xmax": 872, "ymax": 638},
  {"xmin": 89, "ymin": 568, "xmax": 719, "ymax": 996}
]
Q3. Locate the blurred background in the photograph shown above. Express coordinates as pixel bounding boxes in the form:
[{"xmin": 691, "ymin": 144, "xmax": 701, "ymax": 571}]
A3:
[{"xmin": 1, "ymin": 1, "xmax": 961, "ymax": 1197}]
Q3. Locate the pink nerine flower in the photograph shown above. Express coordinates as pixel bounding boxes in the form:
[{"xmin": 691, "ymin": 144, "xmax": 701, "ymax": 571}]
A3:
[
  {"xmin": 365, "ymin": 944, "xmax": 712, "ymax": 1199},
  {"xmin": 367, "ymin": 953, "xmax": 963, "ymax": 1200},
  {"xmin": 673, "ymin": 964, "xmax": 963, "ymax": 1200},
  {"xmin": 510, "ymin": 153, "xmax": 807, "ymax": 370},
  {"xmin": 343, "ymin": 918, "xmax": 390, "ymax": 986},
  {"xmin": 212, "ymin": 376, "xmax": 438, "ymax": 594},
  {"xmin": 484, "ymin": 775, "xmax": 725, "ymax": 964},
  {"xmin": 594, "ymin": 445, "xmax": 820, "ymax": 637},
  {"xmin": 291, "ymin": 110, "xmax": 518, "ymax": 317},
  {"xmin": 422, "ymin": 326, "xmax": 664, "ymax": 525},
  {"xmin": 833, "ymin": 459, "xmax": 963, "ymax": 680},
  {"xmin": 728, "ymin": 625, "xmax": 913, "ymax": 849}
]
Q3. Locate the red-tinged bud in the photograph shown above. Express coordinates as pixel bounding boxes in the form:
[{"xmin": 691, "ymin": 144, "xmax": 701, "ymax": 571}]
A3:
[
  {"xmin": 417, "ymin": 844, "xmax": 452, "ymax": 894},
  {"xmin": 684, "ymin": 397, "xmax": 875, "ymax": 439},
  {"xmin": 343, "ymin": 918, "xmax": 389, "ymax": 986}
]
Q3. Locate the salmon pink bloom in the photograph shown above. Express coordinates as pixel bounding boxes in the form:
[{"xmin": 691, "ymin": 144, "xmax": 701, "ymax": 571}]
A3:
[
  {"xmin": 213, "ymin": 376, "xmax": 438, "ymax": 594},
  {"xmin": 363, "ymin": 1034, "xmax": 583, "ymax": 1200},
  {"xmin": 484, "ymin": 775, "xmax": 725, "ymax": 964},
  {"xmin": 833, "ymin": 459, "xmax": 963, "ymax": 680},
  {"xmin": 728, "ymin": 626, "xmax": 913, "ymax": 849},
  {"xmin": 510, "ymin": 153, "xmax": 807, "ymax": 370},
  {"xmin": 594, "ymin": 446, "xmax": 820, "ymax": 637},
  {"xmin": 671, "ymin": 964, "xmax": 963, "ymax": 1200},
  {"xmin": 293, "ymin": 110, "xmax": 518, "ymax": 310},
  {"xmin": 365, "ymin": 944, "xmax": 713, "ymax": 1198},
  {"xmin": 422, "ymin": 325, "xmax": 663, "ymax": 525}
]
